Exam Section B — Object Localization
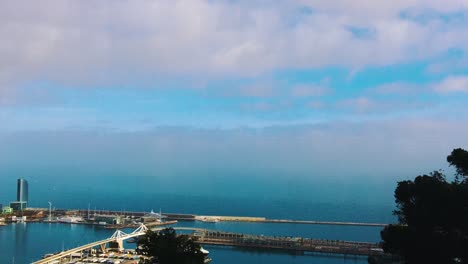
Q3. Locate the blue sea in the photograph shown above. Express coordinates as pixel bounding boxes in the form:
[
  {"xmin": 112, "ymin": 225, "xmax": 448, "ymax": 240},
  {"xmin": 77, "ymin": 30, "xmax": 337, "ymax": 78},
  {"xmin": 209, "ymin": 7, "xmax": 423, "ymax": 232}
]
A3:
[
  {"xmin": 0, "ymin": 197, "xmax": 393, "ymax": 264},
  {"xmin": 1, "ymin": 220, "xmax": 381, "ymax": 264},
  {"xmin": 0, "ymin": 178, "xmax": 397, "ymax": 264}
]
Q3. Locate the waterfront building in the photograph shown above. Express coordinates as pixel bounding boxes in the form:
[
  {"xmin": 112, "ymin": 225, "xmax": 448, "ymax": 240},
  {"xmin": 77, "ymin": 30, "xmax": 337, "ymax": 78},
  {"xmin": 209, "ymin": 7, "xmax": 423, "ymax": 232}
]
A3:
[
  {"xmin": 2, "ymin": 206, "xmax": 13, "ymax": 214},
  {"xmin": 10, "ymin": 178, "xmax": 29, "ymax": 211},
  {"xmin": 10, "ymin": 201, "xmax": 27, "ymax": 211},
  {"xmin": 17, "ymin": 178, "xmax": 28, "ymax": 205},
  {"xmin": 95, "ymin": 214, "xmax": 123, "ymax": 225}
]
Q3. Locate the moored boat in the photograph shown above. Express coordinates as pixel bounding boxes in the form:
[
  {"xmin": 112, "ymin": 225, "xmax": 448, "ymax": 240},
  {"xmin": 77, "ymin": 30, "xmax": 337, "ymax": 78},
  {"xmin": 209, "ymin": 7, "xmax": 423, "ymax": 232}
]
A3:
[{"xmin": 57, "ymin": 216, "xmax": 84, "ymax": 223}]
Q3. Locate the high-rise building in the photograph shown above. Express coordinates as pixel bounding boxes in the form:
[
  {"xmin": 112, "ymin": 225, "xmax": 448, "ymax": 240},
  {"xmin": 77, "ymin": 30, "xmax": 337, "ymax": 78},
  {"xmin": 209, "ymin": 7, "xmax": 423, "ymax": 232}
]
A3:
[
  {"xmin": 9, "ymin": 178, "xmax": 29, "ymax": 212},
  {"xmin": 17, "ymin": 178, "xmax": 28, "ymax": 204},
  {"xmin": 10, "ymin": 201, "xmax": 27, "ymax": 211}
]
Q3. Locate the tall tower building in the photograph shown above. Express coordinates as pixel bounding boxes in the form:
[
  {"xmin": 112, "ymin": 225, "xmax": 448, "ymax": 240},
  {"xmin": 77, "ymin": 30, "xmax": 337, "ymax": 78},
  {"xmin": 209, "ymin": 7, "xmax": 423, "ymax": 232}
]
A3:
[
  {"xmin": 17, "ymin": 178, "xmax": 28, "ymax": 202},
  {"xmin": 12, "ymin": 178, "xmax": 29, "ymax": 210}
]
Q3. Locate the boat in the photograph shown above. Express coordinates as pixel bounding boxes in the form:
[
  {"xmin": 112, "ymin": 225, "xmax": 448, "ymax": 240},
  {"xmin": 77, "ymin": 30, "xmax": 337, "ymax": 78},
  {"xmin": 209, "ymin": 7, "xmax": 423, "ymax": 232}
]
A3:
[
  {"xmin": 200, "ymin": 218, "xmax": 220, "ymax": 223},
  {"xmin": 57, "ymin": 216, "xmax": 84, "ymax": 223},
  {"xmin": 201, "ymin": 247, "xmax": 212, "ymax": 263},
  {"xmin": 126, "ymin": 237, "xmax": 139, "ymax": 243}
]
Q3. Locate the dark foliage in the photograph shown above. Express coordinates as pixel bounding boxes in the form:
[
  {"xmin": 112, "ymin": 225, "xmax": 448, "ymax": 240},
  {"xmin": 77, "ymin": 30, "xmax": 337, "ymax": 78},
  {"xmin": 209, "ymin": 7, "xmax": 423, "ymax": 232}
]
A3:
[
  {"xmin": 137, "ymin": 228, "xmax": 205, "ymax": 264},
  {"xmin": 380, "ymin": 149, "xmax": 468, "ymax": 264},
  {"xmin": 447, "ymin": 148, "xmax": 468, "ymax": 181}
]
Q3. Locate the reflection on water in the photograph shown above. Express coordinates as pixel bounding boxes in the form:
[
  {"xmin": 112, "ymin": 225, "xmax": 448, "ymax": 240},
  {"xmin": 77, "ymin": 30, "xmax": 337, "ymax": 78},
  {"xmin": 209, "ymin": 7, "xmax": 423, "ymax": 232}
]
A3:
[{"xmin": 13, "ymin": 223, "xmax": 28, "ymax": 262}]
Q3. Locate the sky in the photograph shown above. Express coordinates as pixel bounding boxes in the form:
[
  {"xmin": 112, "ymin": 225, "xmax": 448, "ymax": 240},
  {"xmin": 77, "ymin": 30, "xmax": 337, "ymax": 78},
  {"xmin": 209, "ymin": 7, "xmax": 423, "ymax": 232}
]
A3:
[{"xmin": 1, "ymin": 0, "xmax": 468, "ymax": 206}]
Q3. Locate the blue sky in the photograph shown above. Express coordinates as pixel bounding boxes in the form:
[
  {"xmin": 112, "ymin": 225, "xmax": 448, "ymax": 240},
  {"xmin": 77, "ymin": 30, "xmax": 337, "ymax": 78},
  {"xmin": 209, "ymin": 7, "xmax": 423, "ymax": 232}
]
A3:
[{"xmin": 1, "ymin": 0, "xmax": 468, "ymax": 204}]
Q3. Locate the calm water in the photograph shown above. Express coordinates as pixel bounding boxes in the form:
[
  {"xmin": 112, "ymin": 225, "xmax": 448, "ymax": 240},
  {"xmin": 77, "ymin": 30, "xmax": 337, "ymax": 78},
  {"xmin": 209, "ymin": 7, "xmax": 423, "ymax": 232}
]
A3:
[
  {"xmin": 0, "ymin": 181, "xmax": 394, "ymax": 264},
  {"xmin": 0, "ymin": 197, "xmax": 386, "ymax": 264},
  {"xmin": 0, "ymin": 222, "xmax": 375, "ymax": 264}
]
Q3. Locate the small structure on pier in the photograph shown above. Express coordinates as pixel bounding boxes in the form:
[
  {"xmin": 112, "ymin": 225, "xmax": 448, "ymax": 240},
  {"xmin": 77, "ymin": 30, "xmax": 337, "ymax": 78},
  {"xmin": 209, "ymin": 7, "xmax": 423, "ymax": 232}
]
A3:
[{"xmin": 141, "ymin": 209, "xmax": 166, "ymax": 223}]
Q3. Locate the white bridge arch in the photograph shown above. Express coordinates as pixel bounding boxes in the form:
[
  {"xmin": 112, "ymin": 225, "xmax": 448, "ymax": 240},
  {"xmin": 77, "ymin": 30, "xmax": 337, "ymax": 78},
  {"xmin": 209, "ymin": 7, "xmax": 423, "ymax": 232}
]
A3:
[{"xmin": 33, "ymin": 225, "xmax": 205, "ymax": 264}]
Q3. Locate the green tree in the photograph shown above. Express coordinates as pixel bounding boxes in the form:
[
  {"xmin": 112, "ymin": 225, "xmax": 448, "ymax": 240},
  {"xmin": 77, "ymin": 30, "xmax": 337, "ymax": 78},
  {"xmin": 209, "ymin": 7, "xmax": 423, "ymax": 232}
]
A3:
[
  {"xmin": 137, "ymin": 228, "xmax": 205, "ymax": 264},
  {"xmin": 447, "ymin": 148, "xmax": 468, "ymax": 182},
  {"xmin": 380, "ymin": 149, "xmax": 468, "ymax": 264}
]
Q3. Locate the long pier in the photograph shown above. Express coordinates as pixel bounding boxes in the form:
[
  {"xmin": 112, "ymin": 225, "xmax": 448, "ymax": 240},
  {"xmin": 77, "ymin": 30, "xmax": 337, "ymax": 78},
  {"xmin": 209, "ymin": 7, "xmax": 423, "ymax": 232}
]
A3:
[
  {"xmin": 264, "ymin": 219, "xmax": 387, "ymax": 227},
  {"xmin": 65, "ymin": 209, "xmax": 387, "ymax": 227},
  {"xmin": 192, "ymin": 229, "xmax": 384, "ymax": 256}
]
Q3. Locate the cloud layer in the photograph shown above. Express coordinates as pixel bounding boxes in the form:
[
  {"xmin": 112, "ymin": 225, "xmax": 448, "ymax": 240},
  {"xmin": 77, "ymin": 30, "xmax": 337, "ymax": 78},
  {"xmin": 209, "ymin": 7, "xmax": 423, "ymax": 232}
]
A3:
[{"xmin": 1, "ymin": 0, "xmax": 468, "ymax": 91}]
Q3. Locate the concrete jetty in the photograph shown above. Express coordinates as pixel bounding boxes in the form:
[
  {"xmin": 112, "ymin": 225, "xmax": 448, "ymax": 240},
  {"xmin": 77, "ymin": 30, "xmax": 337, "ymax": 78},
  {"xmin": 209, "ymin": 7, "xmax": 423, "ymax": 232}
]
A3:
[{"xmin": 54, "ymin": 209, "xmax": 389, "ymax": 227}]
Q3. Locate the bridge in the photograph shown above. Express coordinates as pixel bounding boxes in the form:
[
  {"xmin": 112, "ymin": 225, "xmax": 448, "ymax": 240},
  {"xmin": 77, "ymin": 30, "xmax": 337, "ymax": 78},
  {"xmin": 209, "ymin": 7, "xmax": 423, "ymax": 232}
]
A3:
[
  {"xmin": 34, "ymin": 226, "xmax": 385, "ymax": 263},
  {"xmin": 33, "ymin": 224, "xmax": 149, "ymax": 264}
]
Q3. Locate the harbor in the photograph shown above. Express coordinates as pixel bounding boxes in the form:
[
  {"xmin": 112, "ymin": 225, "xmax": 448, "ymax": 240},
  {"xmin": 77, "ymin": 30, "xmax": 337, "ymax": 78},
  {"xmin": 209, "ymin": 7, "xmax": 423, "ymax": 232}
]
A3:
[
  {"xmin": 1, "ymin": 207, "xmax": 386, "ymax": 263},
  {"xmin": 0, "ymin": 179, "xmax": 388, "ymax": 263},
  {"xmin": 33, "ymin": 225, "xmax": 386, "ymax": 264},
  {"xmin": 0, "ymin": 207, "xmax": 389, "ymax": 227}
]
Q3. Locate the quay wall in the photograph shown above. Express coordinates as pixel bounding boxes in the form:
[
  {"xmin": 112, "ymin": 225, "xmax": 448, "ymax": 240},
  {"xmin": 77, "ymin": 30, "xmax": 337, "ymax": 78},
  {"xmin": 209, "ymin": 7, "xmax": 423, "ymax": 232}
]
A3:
[{"xmin": 48, "ymin": 208, "xmax": 388, "ymax": 226}]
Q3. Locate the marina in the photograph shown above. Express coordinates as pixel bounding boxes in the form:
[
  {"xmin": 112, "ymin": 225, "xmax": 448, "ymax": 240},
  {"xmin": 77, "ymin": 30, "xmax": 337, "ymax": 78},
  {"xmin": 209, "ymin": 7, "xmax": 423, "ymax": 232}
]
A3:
[
  {"xmin": 1, "ymin": 217, "xmax": 382, "ymax": 263},
  {"xmin": 33, "ymin": 225, "xmax": 386, "ymax": 264},
  {"xmin": 0, "ymin": 207, "xmax": 389, "ymax": 228},
  {"xmin": 0, "ymin": 179, "xmax": 388, "ymax": 264}
]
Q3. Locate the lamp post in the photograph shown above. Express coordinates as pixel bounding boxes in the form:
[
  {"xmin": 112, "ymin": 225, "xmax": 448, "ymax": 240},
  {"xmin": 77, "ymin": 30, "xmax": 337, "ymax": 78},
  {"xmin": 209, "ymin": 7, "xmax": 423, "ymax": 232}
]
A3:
[{"xmin": 48, "ymin": 202, "xmax": 52, "ymax": 222}]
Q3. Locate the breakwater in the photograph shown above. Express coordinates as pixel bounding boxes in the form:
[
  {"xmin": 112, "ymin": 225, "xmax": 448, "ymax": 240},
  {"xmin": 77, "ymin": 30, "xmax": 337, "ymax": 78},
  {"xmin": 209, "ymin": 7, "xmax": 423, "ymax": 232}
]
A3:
[{"xmin": 5, "ymin": 208, "xmax": 388, "ymax": 227}]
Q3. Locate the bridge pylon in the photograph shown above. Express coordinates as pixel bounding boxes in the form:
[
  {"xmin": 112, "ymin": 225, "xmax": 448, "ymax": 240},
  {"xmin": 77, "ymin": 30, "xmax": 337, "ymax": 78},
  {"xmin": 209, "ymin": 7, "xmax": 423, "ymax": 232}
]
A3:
[
  {"xmin": 132, "ymin": 223, "xmax": 148, "ymax": 234},
  {"xmin": 110, "ymin": 229, "xmax": 128, "ymax": 239}
]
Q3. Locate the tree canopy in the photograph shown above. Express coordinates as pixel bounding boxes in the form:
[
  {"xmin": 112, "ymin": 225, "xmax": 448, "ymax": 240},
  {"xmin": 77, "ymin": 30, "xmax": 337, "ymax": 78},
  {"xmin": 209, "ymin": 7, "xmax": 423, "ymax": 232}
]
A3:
[
  {"xmin": 447, "ymin": 148, "xmax": 468, "ymax": 181},
  {"xmin": 380, "ymin": 148, "xmax": 468, "ymax": 264},
  {"xmin": 137, "ymin": 228, "xmax": 205, "ymax": 264}
]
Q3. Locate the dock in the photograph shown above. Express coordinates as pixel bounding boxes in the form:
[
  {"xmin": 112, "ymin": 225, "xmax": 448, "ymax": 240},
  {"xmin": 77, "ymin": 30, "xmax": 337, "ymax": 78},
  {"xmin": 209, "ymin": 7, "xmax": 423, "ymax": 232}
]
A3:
[
  {"xmin": 193, "ymin": 215, "xmax": 387, "ymax": 227},
  {"xmin": 192, "ymin": 229, "xmax": 385, "ymax": 256},
  {"xmin": 264, "ymin": 219, "xmax": 388, "ymax": 227},
  {"xmin": 54, "ymin": 209, "xmax": 389, "ymax": 227},
  {"xmin": 103, "ymin": 220, "xmax": 178, "ymax": 229}
]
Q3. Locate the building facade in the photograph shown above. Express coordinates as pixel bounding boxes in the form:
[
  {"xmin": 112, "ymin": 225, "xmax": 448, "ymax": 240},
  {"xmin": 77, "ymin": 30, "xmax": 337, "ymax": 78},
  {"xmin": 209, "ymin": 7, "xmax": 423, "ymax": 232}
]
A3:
[
  {"xmin": 95, "ymin": 214, "xmax": 123, "ymax": 225},
  {"xmin": 10, "ymin": 178, "xmax": 29, "ymax": 211},
  {"xmin": 10, "ymin": 201, "xmax": 27, "ymax": 211},
  {"xmin": 17, "ymin": 178, "xmax": 28, "ymax": 204}
]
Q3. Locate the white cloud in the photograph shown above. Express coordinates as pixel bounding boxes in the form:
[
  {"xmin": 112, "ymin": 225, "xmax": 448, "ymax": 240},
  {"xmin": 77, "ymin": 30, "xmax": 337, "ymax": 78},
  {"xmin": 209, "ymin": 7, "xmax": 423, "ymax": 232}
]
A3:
[
  {"xmin": 0, "ymin": 0, "xmax": 467, "ymax": 97},
  {"xmin": 433, "ymin": 75, "xmax": 468, "ymax": 93},
  {"xmin": 336, "ymin": 96, "xmax": 435, "ymax": 115},
  {"xmin": 237, "ymin": 83, "xmax": 276, "ymax": 98}
]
